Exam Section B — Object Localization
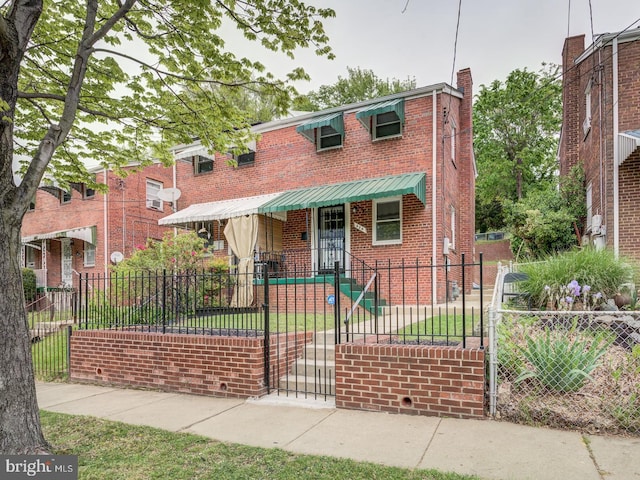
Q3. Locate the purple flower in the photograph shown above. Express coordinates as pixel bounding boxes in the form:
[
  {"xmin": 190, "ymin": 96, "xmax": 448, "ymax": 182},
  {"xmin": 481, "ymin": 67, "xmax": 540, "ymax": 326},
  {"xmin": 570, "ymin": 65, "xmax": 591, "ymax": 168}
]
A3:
[
  {"xmin": 544, "ymin": 285, "xmax": 551, "ymax": 293},
  {"xmin": 583, "ymin": 285, "xmax": 591, "ymax": 293},
  {"xmin": 567, "ymin": 280, "xmax": 581, "ymax": 297},
  {"xmin": 593, "ymin": 292, "xmax": 603, "ymax": 300},
  {"xmin": 565, "ymin": 296, "xmax": 574, "ymax": 304}
]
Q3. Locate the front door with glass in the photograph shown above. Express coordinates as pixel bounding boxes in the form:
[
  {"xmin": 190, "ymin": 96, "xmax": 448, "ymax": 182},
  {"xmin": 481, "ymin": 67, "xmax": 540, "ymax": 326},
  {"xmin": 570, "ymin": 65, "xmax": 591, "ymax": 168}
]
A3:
[{"xmin": 318, "ymin": 205, "xmax": 345, "ymax": 273}]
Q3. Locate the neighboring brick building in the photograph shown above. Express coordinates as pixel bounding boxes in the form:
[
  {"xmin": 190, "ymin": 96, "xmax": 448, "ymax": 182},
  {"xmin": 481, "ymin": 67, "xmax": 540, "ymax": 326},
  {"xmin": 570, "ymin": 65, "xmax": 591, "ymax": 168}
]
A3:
[
  {"xmin": 160, "ymin": 69, "xmax": 475, "ymax": 303},
  {"xmin": 559, "ymin": 29, "xmax": 640, "ymax": 260},
  {"xmin": 21, "ymin": 163, "xmax": 173, "ymax": 289}
]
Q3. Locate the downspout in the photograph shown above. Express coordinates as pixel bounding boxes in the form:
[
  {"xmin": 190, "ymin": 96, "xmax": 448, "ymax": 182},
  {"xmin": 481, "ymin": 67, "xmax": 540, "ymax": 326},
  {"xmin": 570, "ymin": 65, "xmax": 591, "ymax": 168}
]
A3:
[
  {"xmin": 432, "ymin": 90, "xmax": 438, "ymax": 301},
  {"xmin": 612, "ymin": 38, "xmax": 619, "ymax": 257},
  {"xmin": 172, "ymin": 159, "xmax": 178, "ymax": 236},
  {"xmin": 103, "ymin": 168, "xmax": 109, "ymax": 276}
]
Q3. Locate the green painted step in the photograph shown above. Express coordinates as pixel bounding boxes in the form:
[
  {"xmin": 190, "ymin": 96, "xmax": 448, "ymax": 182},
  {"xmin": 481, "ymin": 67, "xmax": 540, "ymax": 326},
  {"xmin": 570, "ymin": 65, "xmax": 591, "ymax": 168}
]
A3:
[{"xmin": 320, "ymin": 275, "xmax": 387, "ymax": 315}]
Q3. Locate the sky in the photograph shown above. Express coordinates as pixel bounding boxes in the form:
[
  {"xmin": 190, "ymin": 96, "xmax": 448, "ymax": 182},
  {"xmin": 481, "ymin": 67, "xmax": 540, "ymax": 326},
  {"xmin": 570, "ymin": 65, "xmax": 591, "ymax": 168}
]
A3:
[{"xmin": 228, "ymin": 0, "xmax": 640, "ymax": 95}]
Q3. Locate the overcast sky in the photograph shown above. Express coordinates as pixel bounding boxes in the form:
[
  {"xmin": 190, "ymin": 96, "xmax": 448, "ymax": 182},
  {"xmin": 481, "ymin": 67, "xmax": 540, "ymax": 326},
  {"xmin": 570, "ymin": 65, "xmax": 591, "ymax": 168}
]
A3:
[{"xmin": 233, "ymin": 0, "xmax": 640, "ymax": 95}]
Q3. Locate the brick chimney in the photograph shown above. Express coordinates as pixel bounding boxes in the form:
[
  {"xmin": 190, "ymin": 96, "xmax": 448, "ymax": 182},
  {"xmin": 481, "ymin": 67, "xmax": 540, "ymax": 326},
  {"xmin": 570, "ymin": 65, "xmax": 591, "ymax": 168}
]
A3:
[
  {"xmin": 560, "ymin": 35, "xmax": 585, "ymax": 176},
  {"xmin": 456, "ymin": 68, "xmax": 475, "ymax": 261}
]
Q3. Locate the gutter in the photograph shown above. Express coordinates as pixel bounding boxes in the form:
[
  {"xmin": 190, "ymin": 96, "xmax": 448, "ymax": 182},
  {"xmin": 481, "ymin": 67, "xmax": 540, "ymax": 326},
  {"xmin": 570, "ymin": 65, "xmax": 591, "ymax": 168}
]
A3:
[{"xmin": 613, "ymin": 38, "xmax": 619, "ymax": 257}]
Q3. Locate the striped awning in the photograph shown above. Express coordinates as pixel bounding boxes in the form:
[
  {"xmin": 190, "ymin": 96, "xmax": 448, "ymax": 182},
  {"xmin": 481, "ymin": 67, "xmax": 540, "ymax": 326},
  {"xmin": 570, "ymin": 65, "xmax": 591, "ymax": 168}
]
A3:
[
  {"xmin": 356, "ymin": 98, "xmax": 405, "ymax": 131},
  {"xmin": 618, "ymin": 129, "xmax": 640, "ymax": 166},
  {"xmin": 296, "ymin": 112, "xmax": 344, "ymax": 143},
  {"xmin": 259, "ymin": 172, "xmax": 426, "ymax": 213},
  {"xmin": 158, "ymin": 192, "xmax": 285, "ymax": 226},
  {"xmin": 22, "ymin": 225, "xmax": 97, "ymax": 245}
]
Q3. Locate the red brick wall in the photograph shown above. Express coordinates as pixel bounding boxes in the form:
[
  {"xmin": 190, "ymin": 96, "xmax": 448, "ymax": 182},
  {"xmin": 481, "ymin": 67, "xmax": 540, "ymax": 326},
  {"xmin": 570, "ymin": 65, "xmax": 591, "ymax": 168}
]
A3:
[
  {"xmin": 70, "ymin": 330, "xmax": 311, "ymax": 398},
  {"xmin": 335, "ymin": 344, "xmax": 485, "ymax": 418},
  {"xmin": 22, "ymin": 164, "xmax": 175, "ymax": 286}
]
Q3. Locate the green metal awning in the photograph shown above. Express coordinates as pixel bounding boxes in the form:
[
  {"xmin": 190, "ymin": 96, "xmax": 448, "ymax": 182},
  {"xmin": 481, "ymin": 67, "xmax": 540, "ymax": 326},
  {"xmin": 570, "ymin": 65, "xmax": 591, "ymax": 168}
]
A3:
[
  {"xmin": 356, "ymin": 98, "xmax": 405, "ymax": 131},
  {"xmin": 296, "ymin": 112, "xmax": 344, "ymax": 143},
  {"xmin": 259, "ymin": 172, "xmax": 426, "ymax": 213}
]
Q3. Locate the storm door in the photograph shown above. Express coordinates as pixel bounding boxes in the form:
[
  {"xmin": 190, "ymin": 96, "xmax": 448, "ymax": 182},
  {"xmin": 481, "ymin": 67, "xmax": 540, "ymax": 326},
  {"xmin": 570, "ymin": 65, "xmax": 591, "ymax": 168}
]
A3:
[
  {"xmin": 317, "ymin": 205, "xmax": 345, "ymax": 273},
  {"xmin": 61, "ymin": 238, "xmax": 73, "ymax": 287}
]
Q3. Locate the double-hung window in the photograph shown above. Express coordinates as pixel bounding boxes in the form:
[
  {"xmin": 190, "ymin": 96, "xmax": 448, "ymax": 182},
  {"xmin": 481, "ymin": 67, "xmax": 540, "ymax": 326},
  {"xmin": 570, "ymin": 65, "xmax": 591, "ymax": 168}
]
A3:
[
  {"xmin": 194, "ymin": 155, "xmax": 214, "ymax": 174},
  {"xmin": 84, "ymin": 243, "xmax": 96, "ymax": 267},
  {"xmin": 373, "ymin": 197, "xmax": 402, "ymax": 245},
  {"xmin": 146, "ymin": 179, "xmax": 163, "ymax": 211},
  {"xmin": 357, "ymin": 98, "xmax": 404, "ymax": 141},
  {"xmin": 296, "ymin": 112, "xmax": 344, "ymax": 151}
]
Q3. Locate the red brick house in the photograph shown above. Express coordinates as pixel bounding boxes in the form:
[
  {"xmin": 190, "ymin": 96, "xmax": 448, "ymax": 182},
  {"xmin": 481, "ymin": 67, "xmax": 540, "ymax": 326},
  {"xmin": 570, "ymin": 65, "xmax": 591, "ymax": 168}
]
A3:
[
  {"xmin": 560, "ymin": 28, "xmax": 640, "ymax": 260},
  {"xmin": 160, "ymin": 69, "xmax": 475, "ymax": 303},
  {"xmin": 21, "ymin": 163, "xmax": 173, "ymax": 290}
]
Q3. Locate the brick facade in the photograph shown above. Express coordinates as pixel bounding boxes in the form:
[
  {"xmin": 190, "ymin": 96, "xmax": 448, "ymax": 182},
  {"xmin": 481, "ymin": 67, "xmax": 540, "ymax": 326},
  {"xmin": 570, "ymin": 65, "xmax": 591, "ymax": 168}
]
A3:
[
  {"xmin": 22, "ymin": 164, "xmax": 174, "ymax": 287},
  {"xmin": 169, "ymin": 70, "xmax": 475, "ymax": 304},
  {"xmin": 335, "ymin": 344, "xmax": 485, "ymax": 418},
  {"xmin": 70, "ymin": 330, "xmax": 311, "ymax": 398},
  {"xmin": 559, "ymin": 31, "xmax": 640, "ymax": 260}
]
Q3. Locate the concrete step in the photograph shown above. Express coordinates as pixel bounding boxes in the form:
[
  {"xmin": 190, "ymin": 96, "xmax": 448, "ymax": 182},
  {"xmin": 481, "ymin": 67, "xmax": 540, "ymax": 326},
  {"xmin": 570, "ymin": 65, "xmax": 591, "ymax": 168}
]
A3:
[
  {"xmin": 290, "ymin": 358, "xmax": 336, "ymax": 378},
  {"xmin": 278, "ymin": 374, "xmax": 336, "ymax": 395}
]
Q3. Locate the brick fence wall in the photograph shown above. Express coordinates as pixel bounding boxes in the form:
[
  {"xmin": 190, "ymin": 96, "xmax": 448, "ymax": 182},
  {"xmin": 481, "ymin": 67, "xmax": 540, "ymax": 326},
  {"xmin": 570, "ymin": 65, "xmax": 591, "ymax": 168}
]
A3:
[
  {"xmin": 70, "ymin": 330, "xmax": 311, "ymax": 398},
  {"xmin": 335, "ymin": 344, "xmax": 485, "ymax": 418}
]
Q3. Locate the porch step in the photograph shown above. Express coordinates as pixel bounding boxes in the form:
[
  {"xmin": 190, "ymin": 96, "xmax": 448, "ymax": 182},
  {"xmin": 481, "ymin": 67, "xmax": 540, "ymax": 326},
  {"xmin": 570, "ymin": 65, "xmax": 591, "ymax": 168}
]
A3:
[{"xmin": 277, "ymin": 374, "xmax": 336, "ymax": 395}]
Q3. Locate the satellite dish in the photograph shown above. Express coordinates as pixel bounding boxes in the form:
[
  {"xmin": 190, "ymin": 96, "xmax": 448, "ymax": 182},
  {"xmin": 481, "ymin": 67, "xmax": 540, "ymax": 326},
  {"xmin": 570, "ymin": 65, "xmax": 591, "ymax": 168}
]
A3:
[
  {"xmin": 110, "ymin": 251, "xmax": 124, "ymax": 264},
  {"xmin": 157, "ymin": 187, "xmax": 182, "ymax": 202}
]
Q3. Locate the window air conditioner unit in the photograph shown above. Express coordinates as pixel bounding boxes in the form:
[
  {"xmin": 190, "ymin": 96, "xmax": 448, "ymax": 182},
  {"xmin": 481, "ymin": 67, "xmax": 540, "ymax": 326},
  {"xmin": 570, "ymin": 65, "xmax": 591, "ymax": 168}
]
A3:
[
  {"xmin": 148, "ymin": 199, "xmax": 162, "ymax": 210},
  {"xmin": 443, "ymin": 237, "xmax": 450, "ymax": 255},
  {"xmin": 583, "ymin": 116, "xmax": 591, "ymax": 136},
  {"xmin": 591, "ymin": 214, "xmax": 602, "ymax": 235}
]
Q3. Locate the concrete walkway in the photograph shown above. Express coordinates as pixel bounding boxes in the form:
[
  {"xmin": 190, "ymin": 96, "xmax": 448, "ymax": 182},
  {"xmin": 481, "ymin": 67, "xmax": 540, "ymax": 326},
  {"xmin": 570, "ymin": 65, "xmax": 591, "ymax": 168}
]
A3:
[{"xmin": 37, "ymin": 381, "xmax": 640, "ymax": 480}]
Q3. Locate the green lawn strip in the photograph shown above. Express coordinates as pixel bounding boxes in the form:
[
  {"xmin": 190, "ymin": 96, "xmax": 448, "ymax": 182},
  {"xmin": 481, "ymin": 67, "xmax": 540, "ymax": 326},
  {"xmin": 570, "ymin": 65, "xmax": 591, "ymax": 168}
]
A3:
[
  {"xmin": 179, "ymin": 312, "xmax": 337, "ymax": 332},
  {"xmin": 394, "ymin": 314, "xmax": 477, "ymax": 343},
  {"xmin": 32, "ymin": 330, "xmax": 69, "ymax": 382},
  {"xmin": 41, "ymin": 411, "xmax": 479, "ymax": 480}
]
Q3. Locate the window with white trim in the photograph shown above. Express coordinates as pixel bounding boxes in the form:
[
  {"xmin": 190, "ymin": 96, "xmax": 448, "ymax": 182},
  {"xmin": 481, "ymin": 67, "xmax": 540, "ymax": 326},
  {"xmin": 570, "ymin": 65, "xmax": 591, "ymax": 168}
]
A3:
[
  {"xmin": 583, "ymin": 79, "xmax": 592, "ymax": 137},
  {"xmin": 316, "ymin": 125, "xmax": 343, "ymax": 150},
  {"xmin": 146, "ymin": 179, "xmax": 163, "ymax": 211},
  {"xmin": 25, "ymin": 246, "xmax": 36, "ymax": 268},
  {"xmin": 450, "ymin": 120, "xmax": 457, "ymax": 165},
  {"xmin": 194, "ymin": 155, "xmax": 214, "ymax": 174},
  {"xmin": 84, "ymin": 243, "xmax": 96, "ymax": 267},
  {"xmin": 450, "ymin": 206, "xmax": 456, "ymax": 251},
  {"xmin": 373, "ymin": 111, "xmax": 402, "ymax": 140},
  {"xmin": 373, "ymin": 197, "xmax": 402, "ymax": 245},
  {"xmin": 586, "ymin": 182, "xmax": 593, "ymax": 232}
]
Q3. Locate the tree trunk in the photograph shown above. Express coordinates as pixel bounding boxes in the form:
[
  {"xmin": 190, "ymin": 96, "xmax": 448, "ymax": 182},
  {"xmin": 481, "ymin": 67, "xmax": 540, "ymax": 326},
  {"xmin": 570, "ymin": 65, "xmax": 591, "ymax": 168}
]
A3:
[{"xmin": 0, "ymin": 215, "xmax": 49, "ymax": 454}]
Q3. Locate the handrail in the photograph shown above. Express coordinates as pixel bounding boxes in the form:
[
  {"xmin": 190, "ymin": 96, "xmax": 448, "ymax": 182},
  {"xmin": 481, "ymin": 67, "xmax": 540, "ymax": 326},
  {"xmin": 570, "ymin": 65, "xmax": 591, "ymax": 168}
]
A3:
[{"xmin": 344, "ymin": 272, "xmax": 377, "ymax": 325}]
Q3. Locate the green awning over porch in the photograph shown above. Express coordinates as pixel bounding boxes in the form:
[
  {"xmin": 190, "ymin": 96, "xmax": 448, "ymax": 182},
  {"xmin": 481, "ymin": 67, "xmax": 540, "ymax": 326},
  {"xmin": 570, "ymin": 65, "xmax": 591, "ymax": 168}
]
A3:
[
  {"xmin": 295, "ymin": 112, "xmax": 344, "ymax": 143},
  {"xmin": 258, "ymin": 172, "xmax": 426, "ymax": 213}
]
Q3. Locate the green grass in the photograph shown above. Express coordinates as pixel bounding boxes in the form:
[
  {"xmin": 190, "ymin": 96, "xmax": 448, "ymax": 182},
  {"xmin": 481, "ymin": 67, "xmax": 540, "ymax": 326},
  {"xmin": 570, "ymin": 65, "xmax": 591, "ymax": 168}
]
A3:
[
  {"xmin": 180, "ymin": 312, "xmax": 338, "ymax": 332},
  {"xmin": 32, "ymin": 328, "xmax": 70, "ymax": 381},
  {"xmin": 394, "ymin": 314, "xmax": 478, "ymax": 342},
  {"xmin": 41, "ymin": 411, "xmax": 479, "ymax": 480}
]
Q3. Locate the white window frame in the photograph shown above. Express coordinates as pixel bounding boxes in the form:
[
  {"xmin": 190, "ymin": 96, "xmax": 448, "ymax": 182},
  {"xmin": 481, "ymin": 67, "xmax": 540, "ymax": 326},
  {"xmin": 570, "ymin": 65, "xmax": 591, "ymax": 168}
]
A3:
[
  {"xmin": 373, "ymin": 112, "xmax": 402, "ymax": 141},
  {"xmin": 84, "ymin": 243, "xmax": 96, "ymax": 267},
  {"xmin": 316, "ymin": 125, "xmax": 343, "ymax": 151},
  {"xmin": 450, "ymin": 119, "xmax": 457, "ymax": 165},
  {"xmin": 586, "ymin": 182, "xmax": 593, "ymax": 232},
  {"xmin": 372, "ymin": 196, "xmax": 402, "ymax": 245},
  {"xmin": 146, "ymin": 179, "xmax": 163, "ymax": 211},
  {"xmin": 583, "ymin": 80, "xmax": 592, "ymax": 137},
  {"xmin": 194, "ymin": 155, "xmax": 214, "ymax": 175},
  {"xmin": 450, "ymin": 206, "xmax": 456, "ymax": 251},
  {"xmin": 25, "ymin": 246, "xmax": 36, "ymax": 268}
]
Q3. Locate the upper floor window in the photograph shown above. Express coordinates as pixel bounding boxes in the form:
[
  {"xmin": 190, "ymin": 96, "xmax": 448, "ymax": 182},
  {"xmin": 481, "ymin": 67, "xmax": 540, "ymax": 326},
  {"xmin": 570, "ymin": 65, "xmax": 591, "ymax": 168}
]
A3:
[
  {"xmin": 357, "ymin": 99, "xmax": 404, "ymax": 141},
  {"xmin": 83, "ymin": 185, "xmax": 95, "ymax": 199},
  {"xmin": 194, "ymin": 155, "xmax": 214, "ymax": 175},
  {"xmin": 59, "ymin": 190, "xmax": 72, "ymax": 204},
  {"xmin": 583, "ymin": 79, "xmax": 592, "ymax": 138},
  {"xmin": 450, "ymin": 119, "xmax": 457, "ymax": 165},
  {"xmin": 296, "ymin": 112, "xmax": 344, "ymax": 151},
  {"xmin": 373, "ymin": 197, "xmax": 402, "ymax": 245},
  {"xmin": 235, "ymin": 151, "xmax": 255, "ymax": 166},
  {"xmin": 146, "ymin": 179, "xmax": 163, "ymax": 211}
]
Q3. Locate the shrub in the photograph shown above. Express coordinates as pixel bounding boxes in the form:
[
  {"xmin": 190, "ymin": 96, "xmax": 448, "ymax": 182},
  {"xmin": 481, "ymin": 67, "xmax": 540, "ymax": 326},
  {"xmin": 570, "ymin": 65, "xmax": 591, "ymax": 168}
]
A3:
[
  {"xmin": 515, "ymin": 328, "xmax": 610, "ymax": 393},
  {"xmin": 519, "ymin": 248, "xmax": 636, "ymax": 309},
  {"xmin": 22, "ymin": 268, "xmax": 37, "ymax": 303}
]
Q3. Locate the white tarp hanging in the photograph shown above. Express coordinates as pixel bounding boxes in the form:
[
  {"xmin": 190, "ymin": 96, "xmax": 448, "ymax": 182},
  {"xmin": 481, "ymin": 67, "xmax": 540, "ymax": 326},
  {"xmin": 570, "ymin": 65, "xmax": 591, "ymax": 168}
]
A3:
[{"xmin": 224, "ymin": 214, "xmax": 258, "ymax": 308}]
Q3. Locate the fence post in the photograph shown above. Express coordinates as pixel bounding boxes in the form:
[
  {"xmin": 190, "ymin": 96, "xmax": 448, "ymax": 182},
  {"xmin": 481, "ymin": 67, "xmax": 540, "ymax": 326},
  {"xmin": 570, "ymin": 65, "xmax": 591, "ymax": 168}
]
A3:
[
  {"xmin": 66, "ymin": 325, "xmax": 72, "ymax": 378},
  {"xmin": 162, "ymin": 269, "xmax": 167, "ymax": 334},
  {"xmin": 488, "ymin": 304, "xmax": 498, "ymax": 417},
  {"xmin": 263, "ymin": 263, "xmax": 270, "ymax": 391},
  {"xmin": 479, "ymin": 253, "xmax": 484, "ymax": 348},
  {"xmin": 334, "ymin": 260, "xmax": 341, "ymax": 345},
  {"xmin": 461, "ymin": 253, "xmax": 466, "ymax": 348}
]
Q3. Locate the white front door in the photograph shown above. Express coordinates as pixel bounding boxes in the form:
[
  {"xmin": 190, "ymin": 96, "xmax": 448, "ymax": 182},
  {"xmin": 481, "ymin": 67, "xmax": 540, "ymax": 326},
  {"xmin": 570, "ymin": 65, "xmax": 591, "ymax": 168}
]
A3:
[{"xmin": 61, "ymin": 238, "xmax": 73, "ymax": 287}]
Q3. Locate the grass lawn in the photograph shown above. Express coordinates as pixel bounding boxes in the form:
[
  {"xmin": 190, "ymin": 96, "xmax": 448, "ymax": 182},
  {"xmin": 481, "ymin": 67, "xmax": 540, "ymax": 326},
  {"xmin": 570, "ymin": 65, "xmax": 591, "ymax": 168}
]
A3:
[
  {"xmin": 394, "ymin": 313, "xmax": 479, "ymax": 343},
  {"xmin": 41, "ymin": 412, "xmax": 479, "ymax": 480},
  {"xmin": 32, "ymin": 329, "xmax": 69, "ymax": 382}
]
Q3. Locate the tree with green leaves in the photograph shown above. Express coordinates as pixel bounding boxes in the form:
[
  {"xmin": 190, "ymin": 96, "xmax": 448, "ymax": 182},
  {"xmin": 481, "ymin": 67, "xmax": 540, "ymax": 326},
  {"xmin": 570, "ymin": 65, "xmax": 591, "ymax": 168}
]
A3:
[
  {"xmin": 474, "ymin": 65, "xmax": 562, "ymax": 232},
  {"xmin": 293, "ymin": 66, "xmax": 416, "ymax": 111},
  {"xmin": 505, "ymin": 165, "xmax": 586, "ymax": 259},
  {"xmin": 0, "ymin": 0, "xmax": 333, "ymax": 454}
]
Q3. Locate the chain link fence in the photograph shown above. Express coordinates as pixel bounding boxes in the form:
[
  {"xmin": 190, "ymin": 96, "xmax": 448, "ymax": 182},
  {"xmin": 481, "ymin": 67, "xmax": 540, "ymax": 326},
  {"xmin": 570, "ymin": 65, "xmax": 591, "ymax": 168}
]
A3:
[{"xmin": 489, "ymin": 269, "xmax": 640, "ymax": 436}]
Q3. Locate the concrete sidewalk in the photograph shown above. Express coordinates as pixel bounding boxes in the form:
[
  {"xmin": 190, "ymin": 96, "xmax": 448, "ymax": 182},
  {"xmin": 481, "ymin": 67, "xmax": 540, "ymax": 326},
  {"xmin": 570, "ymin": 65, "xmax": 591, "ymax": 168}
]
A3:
[{"xmin": 36, "ymin": 382, "xmax": 640, "ymax": 480}]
